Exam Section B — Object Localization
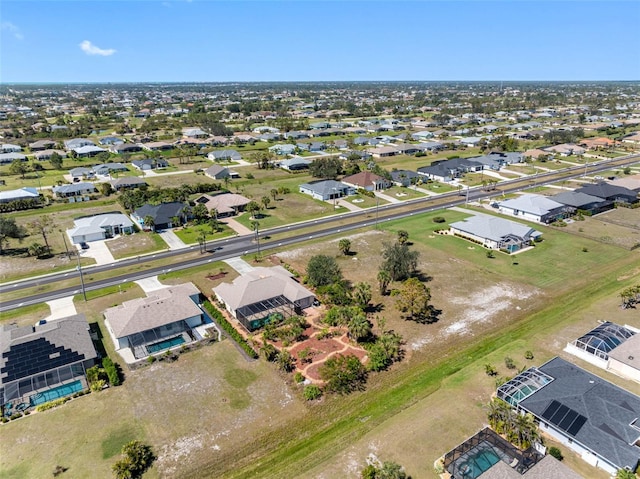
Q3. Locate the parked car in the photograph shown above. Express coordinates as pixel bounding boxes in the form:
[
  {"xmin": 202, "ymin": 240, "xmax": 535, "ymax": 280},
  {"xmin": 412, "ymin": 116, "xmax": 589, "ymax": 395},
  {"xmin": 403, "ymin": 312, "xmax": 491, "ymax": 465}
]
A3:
[{"xmin": 80, "ymin": 242, "xmax": 89, "ymax": 249}]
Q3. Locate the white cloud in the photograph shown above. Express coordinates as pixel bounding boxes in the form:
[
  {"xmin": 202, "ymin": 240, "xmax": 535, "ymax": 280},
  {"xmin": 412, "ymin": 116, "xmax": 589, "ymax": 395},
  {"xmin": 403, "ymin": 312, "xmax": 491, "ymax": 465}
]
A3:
[
  {"xmin": 79, "ymin": 40, "xmax": 116, "ymax": 56},
  {"xmin": 1, "ymin": 22, "xmax": 24, "ymax": 40}
]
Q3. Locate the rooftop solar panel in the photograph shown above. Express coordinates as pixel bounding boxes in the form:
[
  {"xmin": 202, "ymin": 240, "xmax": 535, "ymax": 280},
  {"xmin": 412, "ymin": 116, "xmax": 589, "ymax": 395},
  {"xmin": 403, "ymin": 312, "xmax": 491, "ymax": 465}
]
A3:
[
  {"xmin": 541, "ymin": 400, "xmax": 587, "ymax": 437},
  {"xmin": 566, "ymin": 415, "xmax": 587, "ymax": 436}
]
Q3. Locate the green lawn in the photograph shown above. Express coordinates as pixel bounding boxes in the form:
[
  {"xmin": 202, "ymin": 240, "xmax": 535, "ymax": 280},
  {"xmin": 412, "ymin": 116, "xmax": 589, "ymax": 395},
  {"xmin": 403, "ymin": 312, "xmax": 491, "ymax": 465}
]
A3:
[
  {"xmin": 380, "ymin": 185, "xmax": 426, "ymax": 200},
  {"xmin": 107, "ymin": 232, "xmax": 169, "ymax": 260},
  {"xmin": 173, "ymin": 224, "xmax": 234, "ymax": 245}
]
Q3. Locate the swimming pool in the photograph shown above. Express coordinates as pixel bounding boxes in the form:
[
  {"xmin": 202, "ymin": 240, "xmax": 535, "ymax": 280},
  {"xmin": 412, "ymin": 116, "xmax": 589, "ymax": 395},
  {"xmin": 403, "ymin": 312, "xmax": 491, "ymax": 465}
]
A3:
[
  {"xmin": 30, "ymin": 380, "xmax": 84, "ymax": 406},
  {"xmin": 147, "ymin": 335, "xmax": 185, "ymax": 354},
  {"xmin": 455, "ymin": 447, "xmax": 501, "ymax": 478}
]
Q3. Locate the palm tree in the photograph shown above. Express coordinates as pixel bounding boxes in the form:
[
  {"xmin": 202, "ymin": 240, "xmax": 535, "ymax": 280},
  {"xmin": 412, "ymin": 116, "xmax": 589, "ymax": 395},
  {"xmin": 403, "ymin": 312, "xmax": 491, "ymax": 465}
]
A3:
[
  {"xmin": 353, "ymin": 282, "xmax": 372, "ymax": 309},
  {"xmin": 197, "ymin": 231, "xmax": 207, "ymax": 254},
  {"xmin": 347, "ymin": 313, "xmax": 371, "ymax": 342},
  {"xmin": 143, "ymin": 215, "xmax": 155, "ymax": 232},
  {"xmin": 377, "ymin": 269, "xmax": 391, "ymax": 295},
  {"xmin": 246, "ymin": 201, "xmax": 260, "ymax": 219},
  {"xmin": 338, "ymin": 238, "xmax": 351, "ymax": 256},
  {"xmin": 261, "ymin": 196, "xmax": 271, "ymax": 210},
  {"xmin": 270, "ymin": 188, "xmax": 278, "ymax": 201}
]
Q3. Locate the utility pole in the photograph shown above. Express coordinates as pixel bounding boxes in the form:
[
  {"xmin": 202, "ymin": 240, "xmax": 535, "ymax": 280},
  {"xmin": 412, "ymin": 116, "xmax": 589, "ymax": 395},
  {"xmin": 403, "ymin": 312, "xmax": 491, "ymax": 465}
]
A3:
[{"xmin": 76, "ymin": 250, "xmax": 87, "ymax": 302}]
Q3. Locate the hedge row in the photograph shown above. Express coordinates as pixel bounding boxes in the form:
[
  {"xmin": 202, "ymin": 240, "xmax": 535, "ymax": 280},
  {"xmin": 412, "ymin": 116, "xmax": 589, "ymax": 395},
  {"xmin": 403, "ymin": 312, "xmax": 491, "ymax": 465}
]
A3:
[
  {"xmin": 203, "ymin": 300, "xmax": 258, "ymax": 359},
  {"xmin": 102, "ymin": 357, "xmax": 121, "ymax": 386},
  {"xmin": 36, "ymin": 397, "xmax": 70, "ymax": 412}
]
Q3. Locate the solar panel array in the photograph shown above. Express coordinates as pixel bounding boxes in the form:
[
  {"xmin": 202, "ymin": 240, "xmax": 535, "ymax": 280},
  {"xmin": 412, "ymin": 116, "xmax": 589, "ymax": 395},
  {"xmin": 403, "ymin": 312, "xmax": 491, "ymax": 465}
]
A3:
[
  {"xmin": 541, "ymin": 400, "xmax": 587, "ymax": 437},
  {"xmin": 1, "ymin": 338, "xmax": 86, "ymax": 382}
]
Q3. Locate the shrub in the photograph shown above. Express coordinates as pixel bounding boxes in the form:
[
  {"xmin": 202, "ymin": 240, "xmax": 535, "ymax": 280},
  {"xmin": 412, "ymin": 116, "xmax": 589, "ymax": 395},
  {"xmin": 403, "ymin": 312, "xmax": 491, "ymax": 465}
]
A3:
[
  {"xmin": 504, "ymin": 357, "xmax": 516, "ymax": 369},
  {"xmin": 90, "ymin": 379, "xmax": 106, "ymax": 392},
  {"xmin": 35, "ymin": 397, "xmax": 70, "ymax": 412},
  {"xmin": 548, "ymin": 446, "xmax": 563, "ymax": 461},
  {"xmin": 102, "ymin": 357, "xmax": 121, "ymax": 386},
  {"xmin": 203, "ymin": 301, "xmax": 258, "ymax": 359},
  {"xmin": 303, "ymin": 384, "xmax": 322, "ymax": 401},
  {"xmin": 525, "ymin": 350, "xmax": 534, "ymax": 360},
  {"xmin": 294, "ymin": 372, "xmax": 305, "ymax": 383},
  {"xmin": 433, "ymin": 216, "xmax": 446, "ymax": 223},
  {"xmin": 147, "ymin": 355, "xmax": 156, "ymax": 364},
  {"xmin": 485, "ymin": 364, "xmax": 498, "ymax": 376},
  {"xmin": 10, "ymin": 412, "xmax": 22, "ymax": 420},
  {"xmin": 582, "ymin": 246, "xmax": 589, "ymax": 253},
  {"xmin": 486, "ymin": 250, "xmax": 495, "ymax": 258}
]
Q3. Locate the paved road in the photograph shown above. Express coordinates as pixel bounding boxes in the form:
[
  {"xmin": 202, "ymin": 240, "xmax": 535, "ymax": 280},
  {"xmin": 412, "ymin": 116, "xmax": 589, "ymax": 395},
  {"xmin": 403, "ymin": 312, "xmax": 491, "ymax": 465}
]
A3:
[{"xmin": 1, "ymin": 154, "xmax": 638, "ymax": 312}]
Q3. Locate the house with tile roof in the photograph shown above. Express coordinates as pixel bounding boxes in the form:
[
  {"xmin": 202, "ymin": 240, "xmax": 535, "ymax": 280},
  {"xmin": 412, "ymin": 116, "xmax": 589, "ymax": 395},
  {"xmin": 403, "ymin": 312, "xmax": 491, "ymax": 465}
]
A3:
[
  {"xmin": 104, "ymin": 283, "xmax": 205, "ymax": 361},
  {"xmin": 341, "ymin": 171, "xmax": 391, "ymax": 191},
  {"xmin": 194, "ymin": 193, "xmax": 250, "ymax": 217},
  {"xmin": 213, "ymin": 266, "xmax": 315, "ymax": 331}
]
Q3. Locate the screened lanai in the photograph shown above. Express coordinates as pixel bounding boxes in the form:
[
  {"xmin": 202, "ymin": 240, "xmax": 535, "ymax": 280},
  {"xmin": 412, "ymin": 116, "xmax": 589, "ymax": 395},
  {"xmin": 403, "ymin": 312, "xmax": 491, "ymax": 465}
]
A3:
[
  {"xmin": 497, "ymin": 368, "xmax": 554, "ymax": 406},
  {"xmin": 571, "ymin": 322, "xmax": 635, "ymax": 361}
]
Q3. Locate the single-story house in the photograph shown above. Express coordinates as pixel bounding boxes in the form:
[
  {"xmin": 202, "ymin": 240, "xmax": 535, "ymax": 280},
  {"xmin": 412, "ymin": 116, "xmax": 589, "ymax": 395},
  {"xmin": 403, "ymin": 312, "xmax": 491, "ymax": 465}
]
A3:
[
  {"xmin": 367, "ymin": 146, "xmax": 399, "ymax": 158},
  {"xmin": 550, "ymin": 191, "xmax": 613, "ymax": 215},
  {"xmin": 0, "ymin": 152, "xmax": 27, "ymax": 164},
  {"xmin": 64, "ymin": 138, "xmax": 95, "ymax": 150},
  {"xmin": 497, "ymin": 357, "xmax": 640, "ymax": 475},
  {"xmin": 269, "ymin": 144, "xmax": 297, "ymax": 156},
  {"xmin": 0, "ymin": 314, "xmax": 98, "ymax": 411},
  {"xmin": 575, "ymin": 183, "xmax": 638, "ymax": 204},
  {"xmin": 69, "ymin": 167, "xmax": 95, "ymax": 181},
  {"xmin": 109, "ymin": 176, "xmax": 147, "ymax": 191},
  {"xmin": 449, "ymin": 215, "xmax": 542, "ymax": 253},
  {"xmin": 411, "ymin": 130, "xmax": 434, "ymax": 141},
  {"xmin": 182, "ymin": 127, "xmax": 208, "ymax": 138},
  {"xmin": 0, "ymin": 187, "xmax": 40, "ymax": 204},
  {"xmin": 110, "ymin": 143, "xmax": 142, "ymax": 154},
  {"xmin": 207, "ymin": 149, "xmax": 242, "ymax": 162},
  {"xmin": 393, "ymin": 143, "xmax": 423, "ymax": 155},
  {"xmin": 621, "ymin": 132, "xmax": 640, "ymax": 144},
  {"xmin": 99, "ymin": 136, "xmax": 124, "ymax": 146},
  {"xmin": 0, "ymin": 143, "xmax": 22, "ymax": 153},
  {"xmin": 67, "ymin": 213, "xmax": 135, "ymax": 243},
  {"xmin": 341, "ymin": 171, "xmax": 391, "ymax": 191},
  {"xmin": 523, "ymin": 148, "xmax": 551, "ymax": 160},
  {"xmin": 544, "ymin": 143, "xmax": 586, "ymax": 157},
  {"xmin": 131, "ymin": 158, "xmax": 169, "ymax": 171},
  {"xmin": 279, "ymin": 157, "xmax": 312, "ymax": 171},
  {"xmin": 299, "ymin": 180, "xmax": 354, "ymax": 201},
  {"xmin": 92, "ymin": 163, "xmax": 128, "ymax": 176},
  {"xmin": 338, "ymin": 150, "xmax": 372, "ymax": 161},
  {"xmin": 131, "ymin": 202, "xmax": 190, "ymax": 230},
  {"xmin": 471, "ymin": 152, "xmax": 524, "ymax": 170},
  {"xmin": 141, "ymin": 141, "xmax": 174, "ymax": 151},
  {"xmin": 284, "ymin": 131, "xmax": 309, "ymax": 140},
  {"xmin": 34, "ymin": 149, "xmax": 66, "ymax": 161},
  {"xmin": 204, "ymin": 164, "xmax": 240, "ymax": 180},
  {"xmin": 457, "ymin": 136, "xmax": 483, "ymax": 147},
  {"xmin": 53, "ymin": 182, "xmax": 97, "ymax": 198},
  {"xmin": 213, "ymin": 266, "xmax": 316, "ymax": 331},
  {"xmin": 497, "ymin": 194, "xmax": 573, "ymax": 223},
  {"xmin": 73, "ymin": 145, "xmax": 107, "ymax": 158},
  {"xmin": 194, "ymin": 193, "xmax": 250, "ymax": 217},
  {"xmin": 390, "ymin": 169, "xmax": 420, "ymax": 187},
  {"xmin": 28, "ymin": 139, "xmax": 56, "ymax": 151},
  {"xmin": 104, "ymin": 283, "xmax": 205, "ymax": 361},
  {"xmin": 417, "ymin": 141, "xmax": 445, "ymax": 152},
  {"xmin": 607, "ymin": 334, "xmax": 640, "ymax": 383}
]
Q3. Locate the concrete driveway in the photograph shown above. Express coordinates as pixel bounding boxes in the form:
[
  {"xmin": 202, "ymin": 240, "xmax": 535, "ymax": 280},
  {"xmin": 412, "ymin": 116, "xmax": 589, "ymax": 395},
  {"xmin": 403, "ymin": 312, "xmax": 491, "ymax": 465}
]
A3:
[
  {"xmin": 77, "ymin": 240, "xmax": 115, "ymax": 265},
  {"xmin": 223, "ymin": 257, "xmax": 255, "ymax": 274},
  {"xmin": 44, "ymin": 296, "xmax": 77, "ymax": 321},
  {"xmin": 158, "ymin": 230, "xmax": 188, "ymax": 250}
]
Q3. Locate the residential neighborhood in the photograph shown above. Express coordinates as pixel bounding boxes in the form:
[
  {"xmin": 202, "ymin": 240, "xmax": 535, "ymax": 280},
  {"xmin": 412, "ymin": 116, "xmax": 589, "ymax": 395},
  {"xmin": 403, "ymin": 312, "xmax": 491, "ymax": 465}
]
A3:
[{"xmin": 0, "ymin": 78, "xmax": 639, "ymax": 479}]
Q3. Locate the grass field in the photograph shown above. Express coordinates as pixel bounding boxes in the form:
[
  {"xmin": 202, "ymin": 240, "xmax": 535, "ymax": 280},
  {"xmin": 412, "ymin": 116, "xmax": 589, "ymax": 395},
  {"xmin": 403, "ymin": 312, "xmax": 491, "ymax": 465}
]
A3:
[
  {"xmin": 107, "ymin": 232, "xmax": 168, "ymax": 259},
  {"xmin": 172, "ymin": 224, "xmax": 234, "ymax": 245},
  {"xmin": 1, "ymin": 200, "xmax": 639, "ymax": 479}
]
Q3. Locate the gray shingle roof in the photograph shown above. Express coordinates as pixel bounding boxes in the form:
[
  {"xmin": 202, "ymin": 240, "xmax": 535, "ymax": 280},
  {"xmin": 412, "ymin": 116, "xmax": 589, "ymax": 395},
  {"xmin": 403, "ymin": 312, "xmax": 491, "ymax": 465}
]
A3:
[
  {"xmin": 519, "ymin": 357, "xmax": 640, "ymax": 471},
  {"xmin": 450, "ymin": 215, "xmax": 541, "ymax": 243},
  {"xmin": 498, "ymin": 194, "xmax": 566, "ymax": 216}
]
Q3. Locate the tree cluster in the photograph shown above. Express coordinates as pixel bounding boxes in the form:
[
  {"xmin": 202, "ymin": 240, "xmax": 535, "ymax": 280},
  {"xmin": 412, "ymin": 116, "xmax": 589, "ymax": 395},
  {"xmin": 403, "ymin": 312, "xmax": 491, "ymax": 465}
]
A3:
[
  {"xmin": 620, "ymin": 284, "xmax": 640, "ymax": 309},
  {"xmin": 118, "ymin": 183, "xmax": 222, "ymax": 211},
  {"xmin": 361, "ymin": 460, "xmax": 407, "ymax": 479},
  {"xmin": 487, "ymin": 398, "xmax": 540, "ymax": 450},
  {"xmin": 309, "ymin": 157, "xmax": 343, "ymax": 179},
  {"xmin": 543, "ymin": 128, "xmax": 584, "ymax": 145},
  {"xmin": 112, "ymin": 441, "xmax": 155, "ymax": 479}
]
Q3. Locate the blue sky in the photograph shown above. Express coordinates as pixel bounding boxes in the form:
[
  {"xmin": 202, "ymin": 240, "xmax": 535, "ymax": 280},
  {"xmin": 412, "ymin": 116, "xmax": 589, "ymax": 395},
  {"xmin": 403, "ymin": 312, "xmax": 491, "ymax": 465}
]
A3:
[{"xmin": 1, "ymin": 1, "xmax": 639, "ymax": 83}]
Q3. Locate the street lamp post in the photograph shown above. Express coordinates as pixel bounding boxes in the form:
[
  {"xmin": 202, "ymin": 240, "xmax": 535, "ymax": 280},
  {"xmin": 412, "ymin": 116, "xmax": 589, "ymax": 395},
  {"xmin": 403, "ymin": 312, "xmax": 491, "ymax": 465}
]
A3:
[
  {"xmin": 254, "ymin": 222, "xmax": 261, "ymax": 258},
  {"xmin": 76, "ymin": 250, "xmax": 87, "ymax": 302},
  {"xmin": 372, "ymin": 181, "xmax": 379, "ymax": 229},
  {"xmin": 332, "ymin": 187, "xmax": 337, "ymax": 209}
]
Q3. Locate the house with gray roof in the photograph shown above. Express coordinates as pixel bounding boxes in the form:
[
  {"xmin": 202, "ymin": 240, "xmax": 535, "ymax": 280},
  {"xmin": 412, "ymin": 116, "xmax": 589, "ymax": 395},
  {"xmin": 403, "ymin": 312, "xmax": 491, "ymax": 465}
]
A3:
[
  {"xmin": 450, "ymin": 215, "xmax": 542, "ymax": 253},
  {"xmin": 471, "ymin": 152, "xmax": 524, "ymax": 170},
  {"xmin": 213, "ymin": 266, "xmax": 315, "ymax": 331},
  {"xmin": 575, "ymin": 183, "xmax": 638, "ymax": 204},
  {"xmin": 131, "ymin": 202, "xmax": 189, "ymax": 230},
  {"xmin": 207, "ymin": 149, "xmax": 242, "ymax": 162},
  {"xmin": 92, "ymin": 163, "xmax": 128, "ymax": 176},
  {"xmin": 1, "ymin": 143, "xmax": 22, "ymax": 153},
  {"xmin": 64, "ymin": 138, "xmax": 95, "ymax": 150},
  {"xmin": 551, "ymin": 191, "xmax": 613, "ymax": 214},
  {"xmin": 67, "ymin": 213, "xmax": 135, "ymax": 244},
  {"xmin": 131, "ymin": 158, "xmax": 168, "ymax": 171},
  {"xmin": 269, "ymin": 144, "xmax": 297, "ymax": 156},
  {"xmin": 204, "ymin": 164, "xmax": 239, "ymax": 180},
  {"xmin": 1, "ymin": 314, "xmax": 98, "ymax": 412},
  {"xmin": 29, "ymin": 139, "xmax": 56, "ymax": 151},
  {"xmin": 0, "ymin": 187, "xmax": 40, "ymax": 204},
  {"xmin": 299, "ymin": 179, "xmax": 354, "ymax": 201},
  {"xmin": 34, "ymin": 149, "xmax": 66, "ymax": 161},
  {"xmin": 390, "ymin": 169, "xmax": 420, "ymax": 187},
  {"xmin": 498, "ymin": 357, "xmax": 640, "ymax": 475},
  {"xmin": 0, "ymin": 152, "xmax": 27, "ymax": 164},
  {"xmin": 53, "ymin": 182, "xmax": 97, "ymax": 198},
  {"xmin": 109, "ymin": 143, "xmax": 142, "ymax": 154},
  {"xmin": 104, "ymin": 283, "xmax": 205, "ymax": 361},
  {"xmin": 69, "ymin": 167, "xmax": 95, "ymax": 181},
  {"xmin": 417, "ymin": 157, "xmax": 483, "ymax": 183},
  {"xmin": 498, "ymin": 194, "xmax": 572, "ymax": 223},
  {"xmin": 73, "ymin": 145, "xmax": 107, "ymax": 158},
  {"xmin": 279, "ymin": 157, "xmax": 312, "ymax": 171},
  {"xmin": 109, "ymin": 176, "xmax": 147, "ymax": 191}
]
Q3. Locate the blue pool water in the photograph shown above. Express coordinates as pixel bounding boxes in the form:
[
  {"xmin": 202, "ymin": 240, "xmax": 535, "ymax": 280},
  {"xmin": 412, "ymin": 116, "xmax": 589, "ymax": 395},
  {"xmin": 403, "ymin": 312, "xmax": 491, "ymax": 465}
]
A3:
[
  {"xmin": 458, "ymin": 449, "xmax": 500, "ymax": 478},
  {"xmin": 30, "ymin": 380, "xmax": 84, "ymax": 406},
  {"xmin": 147, "ymin": 335, "xmax": 185, "ymax": 354}
]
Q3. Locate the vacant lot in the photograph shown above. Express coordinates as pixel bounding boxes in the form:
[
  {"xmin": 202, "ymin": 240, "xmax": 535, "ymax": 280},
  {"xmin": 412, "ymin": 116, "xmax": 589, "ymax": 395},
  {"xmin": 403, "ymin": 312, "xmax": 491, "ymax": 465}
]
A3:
[{"xmin": 107, "ymin": 232, "xmax": 168, "ymax": 259}]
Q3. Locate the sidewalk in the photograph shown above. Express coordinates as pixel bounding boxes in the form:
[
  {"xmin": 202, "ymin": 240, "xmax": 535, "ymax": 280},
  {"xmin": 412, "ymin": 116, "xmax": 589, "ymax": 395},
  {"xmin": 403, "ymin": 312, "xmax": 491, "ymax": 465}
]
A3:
[
  {"xmin": 224, "ymin": 217, "xmax": 253, "ymax": 236},
  {"xmin": 374, "ymin": 191, "xmax": 401, "ymax": 204}
]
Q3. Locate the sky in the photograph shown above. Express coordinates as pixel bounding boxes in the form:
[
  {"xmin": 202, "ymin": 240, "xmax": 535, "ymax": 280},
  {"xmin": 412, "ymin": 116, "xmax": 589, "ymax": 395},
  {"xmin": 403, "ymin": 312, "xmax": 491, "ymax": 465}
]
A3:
[{"xmin": 1, "ymin": 1, "xmax": 639, "ymax": 83}]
